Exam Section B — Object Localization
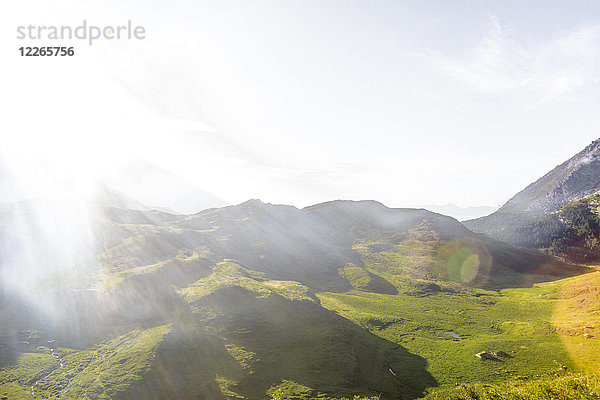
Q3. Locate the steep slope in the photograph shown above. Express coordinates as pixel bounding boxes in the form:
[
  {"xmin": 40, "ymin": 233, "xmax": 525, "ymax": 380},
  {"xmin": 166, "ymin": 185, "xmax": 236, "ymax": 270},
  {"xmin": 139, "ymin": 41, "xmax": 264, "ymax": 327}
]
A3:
[
  {"xmin": 503, "ymin": 192, "xmax": 600, "ymax": 263},
  {"xmin": 466, "ymin": 139, "xmax": 600, "ymax": 241},
  {"xmin": 497, "ymin": 139, "xmax": 600, "ymax": 214},
  {"xmin": 465, "ymin": 139, "xmax": 600, "ymax": 263}
]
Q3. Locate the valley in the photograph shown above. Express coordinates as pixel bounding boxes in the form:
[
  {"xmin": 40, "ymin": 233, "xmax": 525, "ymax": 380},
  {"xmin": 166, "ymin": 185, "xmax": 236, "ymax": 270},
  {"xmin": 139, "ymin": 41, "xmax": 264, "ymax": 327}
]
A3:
[
  {"xmin": 2, "ymin": 141, "xmax": 600, "ymax": 399},
  {"xmin": 0, "ymin": 197, "xmax": 595, "ymax": 399},
  {"xmin": 320, "ymin": 270, "xmax": 600, "ymax": 397},
  {"xmin": 5, "ymin": 0, "xmax": 600, "ymax": 398}
]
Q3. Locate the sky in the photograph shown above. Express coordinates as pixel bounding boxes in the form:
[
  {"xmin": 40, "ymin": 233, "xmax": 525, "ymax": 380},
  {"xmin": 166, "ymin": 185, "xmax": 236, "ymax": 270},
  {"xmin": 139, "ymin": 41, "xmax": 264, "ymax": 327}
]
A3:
[{"xmin": 2, "ymin": 0, "xmax": 600, "ymax": 209}]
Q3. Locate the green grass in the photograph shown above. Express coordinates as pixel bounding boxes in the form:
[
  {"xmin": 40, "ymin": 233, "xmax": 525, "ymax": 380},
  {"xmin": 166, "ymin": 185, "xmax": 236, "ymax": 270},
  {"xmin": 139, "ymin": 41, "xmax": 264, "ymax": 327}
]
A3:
[
  {"xmin": 266, "ymin": 379, "xmax": 380, "ymax": 400},
  {"xmin": 178, "ymin": 260, "xmax": 317, "ymax": 303},
  {"xmin": 318, "ymin": 277, "xmax": 579, "ymax": 390},
  {"xmin": 4, "ymin": 267, "xmax": 596, "ymax": 400},
  {"xmin": 314, "ymin": 236, "xmax": 595, "ymax": 396},
  {"xmin": 353, "ymin": 240, "xmax": 435, "ymax": 279},
  {"xmin": 421, "ymin": 373, "xmax": 600, "ymax": 399},
  {"xmin": 339, "ymin": 265, "xmax": 372, "ymax": 290},
  {"xmin": 548, "ymin": 271, "xmax": 600, "ymax": 372},
  {"xmin": 172, "ymin": 260, "xmax": 419, "ymax": 399},
  {"xmin": 315, "ymin": 268, "xmax": 600, "ymax": 398},
  {"xmin": 58, "ymin": 325, "xmax": 171, "ymax": 399},
  {"xmin": 0, "ymin": 325, "xmax": 171, "ymax": 399},
  {"xmin": 0, "ymin": 353, "xmax": 58, "ymax": 399},
  {"xmin": 3, "ymin": 239, "xmax": 596, "ymax": 400},
  {"xmin": 94, "ymin": 248, "xmax": 212, "ymax": 290},
  {"xmin": 10, "ymin": 265, "xmax": 593, "ymax": 399},
  {"xmin": 178, "ymin": 260, "xmax": 271, "ymax": 301},
  {"xmin": 488, "ymin": 192, "xmax": 600, "ymax": 263}
]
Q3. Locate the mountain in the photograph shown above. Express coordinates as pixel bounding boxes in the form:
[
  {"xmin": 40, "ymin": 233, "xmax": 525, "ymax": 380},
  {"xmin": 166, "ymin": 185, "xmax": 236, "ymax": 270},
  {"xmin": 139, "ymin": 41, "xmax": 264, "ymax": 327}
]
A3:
[
  {"xmin": 91, "ymin": 181, "xmax": 154, "ymax": 211},
  {"xmin": 90, "ymin": 199, "xmax": 581, "ymax": 292},
  {"xmin": 496, "ymin": 138, "xmax": 600, "ymax": 214},
  {"xmin": 0, "ymin": 199, "xmax": 587, "ymax": 399},
  {"xmin": 495, "ymin": 192, "xmax": 600, "ymax": 263},
  {"xmin": 465, "ymin": 138, "xmax": 600, "ymax": 262},
  {"xmin": 423, "ymin": 204, "xmax": 498, "ymax": 221},
  {"xmin": 101, "ymin": 159, "xmax": 227, "ymax": 214}
]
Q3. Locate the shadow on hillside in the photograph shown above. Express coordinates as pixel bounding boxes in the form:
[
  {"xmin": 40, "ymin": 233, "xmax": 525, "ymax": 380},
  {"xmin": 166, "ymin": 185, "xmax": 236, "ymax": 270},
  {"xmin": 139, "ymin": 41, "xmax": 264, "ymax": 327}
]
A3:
[
  {"xmin": 0, "ymin": 288, "xmax": 44, "ymax": 369},
  {"xmin": 435, "ymin": 236, "xmax": 590, "ymax": 290},
  {"xmin": 0, "ymin": 268, "xmax": 434, "ymax": 399},
  {"xmin": 157, "ymin": 287, "xmax": 438, "ymax": 400},
  {"xmin": 65, "ymin": 279, "xmax": 435, "ymax": 400}
]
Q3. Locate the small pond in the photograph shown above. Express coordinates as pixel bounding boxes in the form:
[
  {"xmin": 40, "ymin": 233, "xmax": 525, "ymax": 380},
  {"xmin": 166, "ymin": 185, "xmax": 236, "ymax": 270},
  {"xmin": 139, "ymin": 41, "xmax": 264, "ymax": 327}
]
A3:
[{"xmin": 435, "ymin": 330, "xmax": 461, "ymax": 339}]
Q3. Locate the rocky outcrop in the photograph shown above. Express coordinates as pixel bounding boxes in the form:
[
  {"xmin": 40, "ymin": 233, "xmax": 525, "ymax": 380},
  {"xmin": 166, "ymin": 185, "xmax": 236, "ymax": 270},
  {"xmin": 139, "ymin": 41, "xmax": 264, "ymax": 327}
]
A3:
[{"xmin": 475, "ymin": 351, "xmax": 495, "ymax": 360}]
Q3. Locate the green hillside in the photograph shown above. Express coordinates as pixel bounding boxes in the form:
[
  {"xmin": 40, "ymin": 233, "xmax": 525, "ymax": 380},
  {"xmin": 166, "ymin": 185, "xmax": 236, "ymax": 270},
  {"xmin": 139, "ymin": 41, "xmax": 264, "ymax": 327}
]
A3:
[
  {"xmin": 0, "ymin": 200, "xmax": 592, "ymax": 399},
  {"xmin": 419, "ymin": 270, "xmax": 600, "ymax": 399},
  {"xmin": 421, "ymin": 374, "xmax": 600, "ymax": 400},
  {"xmin": 514, "ymin": 193, "xmax": 600, "ymax": 263},
  {"xmin": 0, "ymin": 325, "xmax": 170, "ymax": 399},
  {"xmin": 466, "ymin": 138, "xmax": 600, "ymax": 243},
  {"xmin": 469, "ymin": 192, "xmax": 600, "ymax": 264}
]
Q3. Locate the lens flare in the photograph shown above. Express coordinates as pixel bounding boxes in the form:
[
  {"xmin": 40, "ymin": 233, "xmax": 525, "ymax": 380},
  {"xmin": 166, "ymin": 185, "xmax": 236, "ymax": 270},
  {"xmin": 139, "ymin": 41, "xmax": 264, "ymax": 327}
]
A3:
[
  {"xmin": 435, "ymin": 239, "xmax": 492, "ymax": 284},
  {"xmin": 447, "ymin": 247, "xmax": 480, "ymax": 283}
]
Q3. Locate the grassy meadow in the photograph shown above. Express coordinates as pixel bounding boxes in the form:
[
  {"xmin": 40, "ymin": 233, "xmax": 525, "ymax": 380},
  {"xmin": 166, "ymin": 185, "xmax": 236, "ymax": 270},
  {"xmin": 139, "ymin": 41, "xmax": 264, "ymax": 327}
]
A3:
[{"xmin": 318, "ymin": 264, "xmax": 600, "ymax": 398}]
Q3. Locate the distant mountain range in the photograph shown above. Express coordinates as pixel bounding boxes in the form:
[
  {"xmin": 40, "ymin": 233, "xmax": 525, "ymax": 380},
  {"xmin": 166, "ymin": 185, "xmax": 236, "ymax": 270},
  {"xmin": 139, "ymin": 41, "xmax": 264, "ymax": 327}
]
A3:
[
  {"xmin": 99, "ymin": 159, "xmax": 227, "ymax": 214},
  {"xmin": 0, "ymin": 158, "xmax": 227, "ymax": 214},
  {"xmin": 423, "ymin": 204, "xmax": 498, "ymax": 221}
]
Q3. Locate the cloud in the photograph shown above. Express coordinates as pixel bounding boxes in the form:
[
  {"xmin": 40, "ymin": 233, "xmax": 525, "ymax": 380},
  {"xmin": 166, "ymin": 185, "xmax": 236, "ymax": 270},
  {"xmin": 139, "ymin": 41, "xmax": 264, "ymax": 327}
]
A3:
[{"xmin": 424, "ymin": 16, "xmax": 600, "ymax": 107}]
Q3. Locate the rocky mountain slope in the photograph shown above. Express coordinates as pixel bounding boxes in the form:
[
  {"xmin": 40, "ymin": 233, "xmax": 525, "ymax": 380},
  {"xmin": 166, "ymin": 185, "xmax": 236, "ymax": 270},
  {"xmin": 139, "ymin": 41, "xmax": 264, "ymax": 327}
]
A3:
[
  {"xmin": 498, "ymin": 192, "xmax": 600, "ymax": 263},
  {"xmin": 496, "ymin": 139, "xmax": 600, "ymax": 214},
  {"xmin": 465, "ymin": 139, "xmax": 600, "ymax": 262}
]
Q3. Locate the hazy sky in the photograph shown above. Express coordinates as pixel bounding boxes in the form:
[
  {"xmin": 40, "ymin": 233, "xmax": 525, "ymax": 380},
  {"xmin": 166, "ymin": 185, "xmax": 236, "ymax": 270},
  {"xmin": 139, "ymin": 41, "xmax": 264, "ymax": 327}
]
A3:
[{"xmin": 3, "ymin": 0, "xmax": 600, "ymax": 208}]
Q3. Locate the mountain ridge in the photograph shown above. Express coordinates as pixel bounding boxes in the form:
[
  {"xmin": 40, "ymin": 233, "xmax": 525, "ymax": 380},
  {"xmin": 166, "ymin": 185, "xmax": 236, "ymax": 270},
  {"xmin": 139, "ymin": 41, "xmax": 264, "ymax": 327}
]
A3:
[
  {"xmin": 465, "ymin": 138, "xmax": 600, "ymax": 250},
  {"xmin": 0, "ymin": 196, "xmax": 591, "ymax": 399},
  {"xmin": 500, "ymin": 138, "xmax": 600, "ymax": 214}
]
